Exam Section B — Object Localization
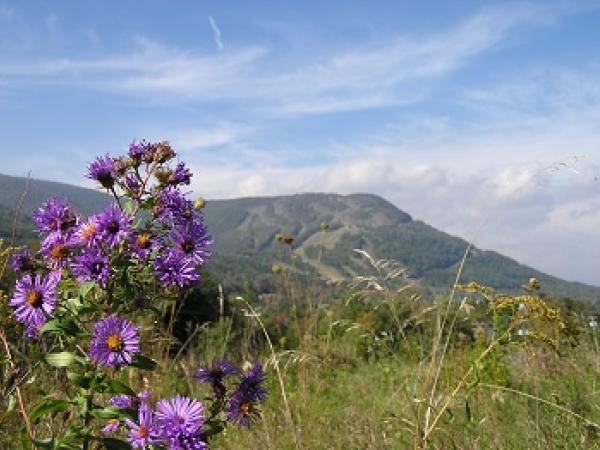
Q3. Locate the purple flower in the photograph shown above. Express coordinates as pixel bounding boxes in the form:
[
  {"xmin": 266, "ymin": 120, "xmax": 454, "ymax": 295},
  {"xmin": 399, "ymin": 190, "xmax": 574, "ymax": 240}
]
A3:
[
  {"xmin": 39, "ymin": 233, "xmax": 78, "ymax": 269},
  {"xmin": 71, "ymin": 249, "xmax": 111, "ymax": 287},
  {"xmin": 153, "ymin": 250, "xmax": 199, "ymax": 288},
  {"xmin": 87, "ymin": 154, "xmax": 116, "ymax": 189},
  {"xmin": 171, "ymin": 221, "xmax": 213, "ymax": 266},
  {"xmin": 155, "ymin": 396, "xmax": 205, "ymax": 441},
  {"xmin": 109, "ymin": 390, "xmax": 151, "ymax": 410},
  {"xmin": 96, "ymin": 204, "xmax": 131, "ymax": 249},
  {"xmin": 157, "ymin": 188, "xmax": 194, "ymax": 222},
  {"xmin": 125, "ymin": 175, "xmax": 141, "ymax": 194},
  {"xmin": 125, "ymin": 404, "xmax": 160, "ymax": 449},
  {"xmin": 101, "ymin": 418, "xmax": 121, "ymax": 435},
  {"xmin": 33, "ymin": 198, "xmax": 78, "ymax": 235},
  {"xmin": 10, "ymin": 249, "xmax": 35, "ymax": 273},
  {"xmin": 89, "ymin": 315, "xmax": 140, "ymax": 367},
  {"xmin": 169, "ymin": 162, "xmax": 192, "ymax": 186},
  {"xmin": 227, "ymin": 364, "xmax": 267, "ymax": 427},
  {"xmin": 74, "ymin": 216, "xmax": 101, "ymax": 248},
  {"xmin": 9, "ymin": 272, "xmax": 60, "ymax": 329},
  {"xmin": 128, "ymin": 140, "xmax": 154, "ymax": 163},
  {"xmin": 128, "ymin": 232, "xmax": 157, "ymax": 260},
  {"xmin": 109, "ymin": 394, "xmax": 136, "ymax": 409},
  {"xmin": 194, "ymin": 360, "xmax": 238, "ymax": 397},
  {"xmin": 166, "ymin": 434, "xmax": 208, "ymax": 450}
]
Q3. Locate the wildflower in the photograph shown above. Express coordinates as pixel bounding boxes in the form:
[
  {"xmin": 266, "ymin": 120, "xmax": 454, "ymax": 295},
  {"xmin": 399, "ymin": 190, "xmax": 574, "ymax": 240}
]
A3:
[
  {"xmin": 155, "ymin": 395, "xmax": 205, "ymax": 441},
  {"xmin": 194, "ymin": 359, "xmax": 239, "ymax": 397},
  {"xmin": 33, "ymin": 198, "xmax": 78, "ymax": 235},
  {"xmin": 194, "ymin": 360, "xmax": 238, "ymax": 397},
  {"xmin": 157, "ymin": 188, "xmax": 194, "ymax": 222},
  {"xmin": 75, "ymin": 215, "xmax": 101, "ymax": 247},
  {"xmin": 109, "ymin": 394, "xmax": 136, "ymax": 409},
  {"xmin": 71, "ymin": 249, "xmax": 111, "ymax": 287},
  {"xmin": 39, "ymin": 233, "xmax": 77, "ymax": 269},
  {"xmin": 87, "ymin": 154, "xmax": 116, "ymax": 189},
  {"xmin": 96, "ymin": 204, "xmax": 131, "ymax": 249},
  {"xmin": 128, "ymin": 140, "xmax": 154, "ymax": 164},
  {"xmin": 10, "ymin": 248, "xmax": 35, "ymax": 273},
  {"xmin": 170, "ymin": 221, "xmax": 213, "ymax": 265},
  {"xmin": 9, "ymin": 272, "xmax": 60, "ymax": 329},
  {"xmin": 129, "ymin": 232, "xmax": 157, "ymax": 260},
  {"xmin": 153, "ymin": 250, "xmax": 199, "ymax": 288},
  {"xmin": 102, "ymin": 418, "xmax": 121, "ymax": 435},
  {"xmin": 169, "ymin": 162, "xmax": 192, "ymax": 185},
  {"xmin": 125, "ymin": 404, "xmax": 160, "ymax": 449},
  {"xmin": 89, "ymin": 315, "xmax": 140, "ymax": 367},
  {"xmin": 125, "ymin": 175, "xmax": 141, "ymax": 195},
  {"xmin": 227, "ymin": 364, "xmax": 267, "ymax": 427},
  {"xmin": 154, "ymin": 141, "xmax": 176, "ymax": 163}
]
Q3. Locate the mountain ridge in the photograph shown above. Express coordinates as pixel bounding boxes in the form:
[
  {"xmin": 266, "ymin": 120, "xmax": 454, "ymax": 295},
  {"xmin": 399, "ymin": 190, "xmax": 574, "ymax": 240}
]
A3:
[{"xmin": 0, "ymin": 173, "xmax": 598, "ymax": 301}]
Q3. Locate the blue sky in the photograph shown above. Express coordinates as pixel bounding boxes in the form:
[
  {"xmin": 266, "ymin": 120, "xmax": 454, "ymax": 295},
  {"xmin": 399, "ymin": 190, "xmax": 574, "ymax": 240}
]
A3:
[{"xmin": 1, "ymin": 1, "xmax": 600, "ymax": 285}]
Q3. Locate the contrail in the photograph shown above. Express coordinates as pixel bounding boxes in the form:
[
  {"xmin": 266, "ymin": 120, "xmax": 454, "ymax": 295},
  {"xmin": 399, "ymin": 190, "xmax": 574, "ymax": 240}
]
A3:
[{"xmin": 208, "ymin": 15, "xmax": 224, "ymax": 50}]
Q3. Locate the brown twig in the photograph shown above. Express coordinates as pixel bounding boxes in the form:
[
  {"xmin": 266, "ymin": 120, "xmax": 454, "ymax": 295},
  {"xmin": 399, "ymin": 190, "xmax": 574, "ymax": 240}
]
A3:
[{"xmin": 0, "ymin": 330, "xmax": 34, "ymax": 440}]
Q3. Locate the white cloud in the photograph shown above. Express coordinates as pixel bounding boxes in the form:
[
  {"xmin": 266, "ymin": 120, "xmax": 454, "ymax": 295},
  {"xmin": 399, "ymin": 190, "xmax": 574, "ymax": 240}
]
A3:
[
  {"xmin": 0, "ymin": 4, "xmax": 562, "ymax": 115},
  {"xmin": 208, "ymin": 15, "xmax": 224, "ymax": 51}
]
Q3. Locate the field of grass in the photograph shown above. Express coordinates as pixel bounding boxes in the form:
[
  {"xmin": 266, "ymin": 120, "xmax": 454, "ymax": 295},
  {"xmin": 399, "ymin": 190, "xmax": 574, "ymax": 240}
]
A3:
[{"xmin": 2, "ymin": 237, "xmax": 600, "ymax": 449}]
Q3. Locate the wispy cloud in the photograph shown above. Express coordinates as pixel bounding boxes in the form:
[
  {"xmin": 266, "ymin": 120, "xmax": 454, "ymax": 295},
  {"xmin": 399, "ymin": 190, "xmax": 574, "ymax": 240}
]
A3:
[
  {"xmin": 208, "ymin": 15, "xmax": 224, "ymax": 50},
  {"xmin": 0, "ymin": 4, "xmax": 560, "ymax": 115}
]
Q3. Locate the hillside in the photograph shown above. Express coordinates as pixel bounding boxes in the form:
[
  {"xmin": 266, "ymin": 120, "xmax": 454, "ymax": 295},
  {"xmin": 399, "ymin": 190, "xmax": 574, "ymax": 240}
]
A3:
[
  {"xmin": 202, "ymin": 193, "xmax": 600, "ymax": 302},
  {"xmin": 0, "ymin": 174, "xmax": 598, "ymax": 302}
]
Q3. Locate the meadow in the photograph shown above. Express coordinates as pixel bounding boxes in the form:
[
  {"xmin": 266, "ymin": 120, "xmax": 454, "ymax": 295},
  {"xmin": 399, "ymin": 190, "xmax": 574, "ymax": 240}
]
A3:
[{"xmin": 1, "ymin": 145, "xmax": 599, "ymax": 450}]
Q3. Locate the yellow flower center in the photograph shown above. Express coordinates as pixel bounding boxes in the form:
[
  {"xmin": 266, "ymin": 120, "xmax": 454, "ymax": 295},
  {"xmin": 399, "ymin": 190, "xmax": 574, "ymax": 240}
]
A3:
[
  {"xmin": 241, "ymin": 402, "xmax": 254, "ymax": 416},
  {"xmin": 27, "ymin": 291, "xmax": 43, "ymax": 307},
  {"xmin": 136, "ymin": 234, "xmax": 151, "ymax": 249},
  {"xmin": 138, "ymin": 426, "xmax": 149, "ymax": 438},
  {"xmin": 106, "ymin": 334, "xmax": 124, "ymax": 352},
  {"xmin": 50, "ymin": 244, "xmax": 69, "ymax": 259},
  {"xmin": 81, "ymin": 223, "xmax": 97, "ymax": 240}
]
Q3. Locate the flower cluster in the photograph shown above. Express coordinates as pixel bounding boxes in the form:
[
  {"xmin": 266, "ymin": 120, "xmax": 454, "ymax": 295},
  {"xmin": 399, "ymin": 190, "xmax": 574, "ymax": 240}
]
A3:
[
  {"xmin": 104, "ymin": 392, "xmax": 208, "ymax": 449},
  {"xmin": 9, "ymin": 140, "xmax": 213, "ymax": 338},
  {"xmin": 6, "ymin": 139, "xmax": 267, "ymax": 448}
]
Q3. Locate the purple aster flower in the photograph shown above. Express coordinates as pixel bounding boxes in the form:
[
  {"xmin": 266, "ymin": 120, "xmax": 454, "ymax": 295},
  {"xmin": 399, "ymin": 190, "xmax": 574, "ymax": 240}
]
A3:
[
  {"xmin": 9, "ymin": 272, "xmax": 60, "ymax": 329},
  {"xmin": 39, "ymin": 233, "xmax": 78, "ymax": 269},
  {"xmin": 109, "ymin": 394, "xmax": 136, "ymax": 409},
  {"xmin": 96, "ymin": 204, "xmax": 132, "ymax": 249},
  {"xmin": 33, "ymin": 198, "xmax": 78, "ymax": 235},
  {"xmin": 226, "ymin": 364, "xmax": 267, "ymax": 427},
  {"xmin": 71, "ymin": 249, "xmax": 111, "ymax": 287},
  {"xmin": 169, "ymin": 162, "xmax": 192, "ymax": 186},
  {"xmin": 74, "ymin": 216, "xmax": 101, "ymax": 248},
  {"xmin": 10, "ymin": 248, "xmax": 36, "ymax": 273},
  {"xmin": 153, "ymin": 250, "xmax": 199, "ymax": 288},
  {"xmin": 87, "ymin": 154, "xmax": 116, "ymax": 189},
  {"xmin": 171, "ymin": 221, "xmax": 213, "ymax": 266},
  {"xmin": 155, "ymin": 395, "xmax": 205, "ymax": 440},
  {"xmin": 102, "ymin": 418, "xmax": 121, "ymax": 435},
  {"xmin": 194, "ymin": 360, "xmax": 238, "ymax": 397},
  {"xmin": 89, "ymin": 315, "xmax": 140, "ymax": 367},
  {"xmin": 156, "ymin": 188, "xmax": 194, "ymax": 222},
  {"xmin": 128, "ymin": 232, "xmax": 157, "ymax": 260},
  {"xmin": 128, "ymin": 140, "xmax": 154, "ymax": 164},
  {"xmin": 166, "ymin": 434, "xmax": 208, "ymax": 450},
  {"xmin": 125, "ymin": 175, "xmax": 141, "ymax": 195},
  {"xmin": 125, "ymin": 404, "xmax": 161, "ymax": 449},
  {"xmin": 109, "ymin": 390, "xmax": 151, "ymax": 410}
]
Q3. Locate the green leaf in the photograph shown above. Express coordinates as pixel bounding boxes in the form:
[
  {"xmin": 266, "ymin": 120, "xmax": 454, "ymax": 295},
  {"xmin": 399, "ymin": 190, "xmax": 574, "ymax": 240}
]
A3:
[
  {"xmin": 31, "ymin": 437, "xmax": 55, "ymax": 449},
  {"xmin": 79, "ymin": 281, "xmax": 96, "ymax": 298},
  {"xmin": 67, "ymin": 371, "xmax": 91, "ymax": 388},
  {"xmin": 130, "ymin": 354, "xmax": 157, "ymax": 370},
  {"xmin": 104, "ymin": 379, "xmax": 136, "ymax": 396},
  {"xmin": 91, "ymin": 406, "xmax": 122, "ymax": 420},
  {"xmin": 30, "ymin": 398, "xmax": 70, "ymax": 424},
  {"xmin": 101, "ymin": 437, "xmax": 132, "ymax": 450},
  {"xmin": 41, "ymin": 318, "xmax": 80, "ymax": 337},
  {"xmin": 46, "ymin": 352, "xmax": 84, "ymax": 368}
]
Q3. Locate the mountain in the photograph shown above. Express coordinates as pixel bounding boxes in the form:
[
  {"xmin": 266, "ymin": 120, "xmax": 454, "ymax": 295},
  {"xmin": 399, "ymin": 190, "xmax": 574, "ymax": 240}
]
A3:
[
  {"xmin": 0, "ymin": 173, "xmax": 598, "ymax": 302},
  {"xmin": 202, "ymin": 193, "xmax": 600, "ymax": 302}
]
